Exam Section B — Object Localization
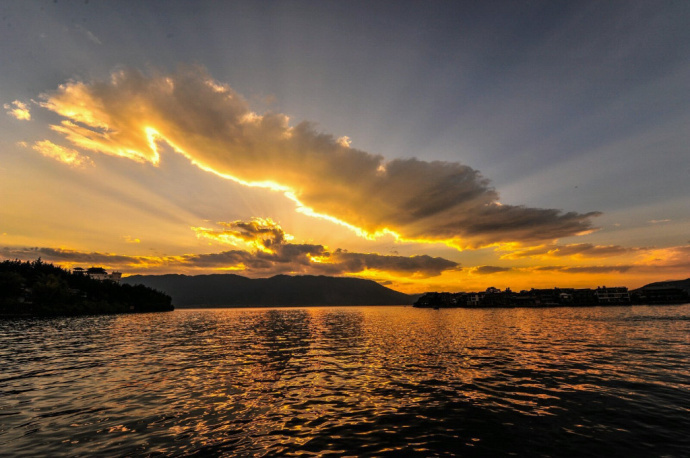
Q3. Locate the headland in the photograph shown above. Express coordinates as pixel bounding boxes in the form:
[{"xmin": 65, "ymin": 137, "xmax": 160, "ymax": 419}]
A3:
[{"xmin": 0, "ymin": 259, "xmax": 173, "ymax": 316}]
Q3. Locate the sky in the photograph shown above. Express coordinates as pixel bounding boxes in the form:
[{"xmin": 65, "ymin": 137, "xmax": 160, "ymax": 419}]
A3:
[{"xmin": 1, "ymin": 0, "xmax": 689, "ymax": 294}]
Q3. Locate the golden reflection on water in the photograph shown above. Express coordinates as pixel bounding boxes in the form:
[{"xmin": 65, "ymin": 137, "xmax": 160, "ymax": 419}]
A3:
[{"xmin": 1, "ymin": 305, "xmax": 689, "ymax": 456}]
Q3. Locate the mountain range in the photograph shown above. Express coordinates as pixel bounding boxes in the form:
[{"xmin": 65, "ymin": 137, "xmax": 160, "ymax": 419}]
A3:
[
  {"xmin": 122, "ymin": 274, "xmax": 414, "ymax": 307},
  {"xmin": 121, "ymin": 274, "xmax": 690, "ymax": 308},
  {"xmin": 633, "ymin": 278, "xmax": 690, "ymax": 294}
]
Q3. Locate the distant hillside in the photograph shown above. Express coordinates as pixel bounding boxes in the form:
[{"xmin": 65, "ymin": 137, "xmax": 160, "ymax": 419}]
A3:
[
  {"xmin": 122, "ymin": 274, "xmax": 413, "ymax": 307},
  {"xmin": 634, "ymin": 278, "xmax": 690, "ymax": 294}
]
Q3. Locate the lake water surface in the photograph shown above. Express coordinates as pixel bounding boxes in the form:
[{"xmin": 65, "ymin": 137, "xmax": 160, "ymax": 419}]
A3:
[{"xmin": 1, "ymin": 305, "xmax": 689, "ymax": 456}]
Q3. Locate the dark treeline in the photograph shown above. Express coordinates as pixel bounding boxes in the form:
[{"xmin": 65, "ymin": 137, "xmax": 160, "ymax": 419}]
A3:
[{"xmin": 0, "ymin": 259, "xmax": 173, "ymax": 316}]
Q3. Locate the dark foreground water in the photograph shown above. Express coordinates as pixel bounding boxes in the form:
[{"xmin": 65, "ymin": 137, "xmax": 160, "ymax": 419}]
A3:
[{"xmin": 1, "ymin": 305, "xmax": 689, "ymax": 457}]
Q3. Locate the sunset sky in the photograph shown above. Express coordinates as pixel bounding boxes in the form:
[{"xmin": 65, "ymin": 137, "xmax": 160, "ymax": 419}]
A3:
[{"xmin": 1, "ymin": 1, "xmax": 689, "ymax": 293}]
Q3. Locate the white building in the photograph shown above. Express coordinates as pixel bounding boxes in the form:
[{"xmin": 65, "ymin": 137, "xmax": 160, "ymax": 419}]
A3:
[{"xmin": 73, "ymin": 267, "xmax": 122, "ymax": 283}]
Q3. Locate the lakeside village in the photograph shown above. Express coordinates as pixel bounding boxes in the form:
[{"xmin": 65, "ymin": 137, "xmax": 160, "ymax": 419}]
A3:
[{"xmin": 414, "ymin": 284, "xmax": 690, "ymax": 309}]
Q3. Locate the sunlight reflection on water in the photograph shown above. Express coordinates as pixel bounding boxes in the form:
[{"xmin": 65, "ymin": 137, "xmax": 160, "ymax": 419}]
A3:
[{"xmin": 1, "ymin": 305, "xmax": 689, "ymax": 456}]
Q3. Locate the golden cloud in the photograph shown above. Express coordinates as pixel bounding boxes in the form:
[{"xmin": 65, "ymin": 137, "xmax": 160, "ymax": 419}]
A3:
[
  {"xmin": 31, "ymin": 140, "xmax": 94, "ymax": 167},
  {"xmin": 193, "ymin": 217, "xmax": 291, "ymax": 253},
  {"xmin": 470, "ymin": 265, "xmax": 513, "ymax": 275},
  {"xmin": 4, "ymin": 100, "xmax": 31, "ymax": 120},
  {"xmin": 36, "ymin": 67, "xmax": 599, "ymax": 248},
  {"xmin": 635, "ymin": 245, "xmax": 690, "ymax": 268},
  {"xmin": 530, "ymin": 265, "xmax": 633, "ymax": 274},
  {"xmin": 193, "ymin": 218, "xmax": 460, "ymax": 278},
  {"xmin": 500, "ymin": 243, "xmax": 634, "ymax": 260}
]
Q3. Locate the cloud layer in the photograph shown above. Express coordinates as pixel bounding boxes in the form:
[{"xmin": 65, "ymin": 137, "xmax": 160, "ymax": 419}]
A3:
[
  {"xmin": 500, "ymin": 243, "xmax": 635, "ymax": 260},
  {"xmin": 36, "ymin": 67, "xmax": 599, "ymax": 248},
  {"xmin": 471, "ymin": 265, "xmax": 513, "ymax": 275},
  {"xmin": 1, "ymin": 219, "xmax": 459, "ymax": 278},
  {"xmin": 193, "ymin": 218, "xmax": 459, "ymax": 278}
]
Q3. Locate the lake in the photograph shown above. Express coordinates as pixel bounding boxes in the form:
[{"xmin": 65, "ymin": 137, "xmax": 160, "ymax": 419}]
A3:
[{"xmin": 1, "ymin": 305, "xmax": 689, "ymax": 456}]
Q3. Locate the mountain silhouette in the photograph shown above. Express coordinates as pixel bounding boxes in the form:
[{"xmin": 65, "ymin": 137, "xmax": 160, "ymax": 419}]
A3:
[
  {"xmin": 634, "ymin": 278, "xmax": 690, "ymax": 294},
  {"xmin": 122, "ymin": 274, "xmax": 413, "ymax": 307}
]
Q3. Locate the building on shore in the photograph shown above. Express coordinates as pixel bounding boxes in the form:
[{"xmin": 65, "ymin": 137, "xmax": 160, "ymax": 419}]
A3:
[
  {"xmin": 72, "ymin": 267, "xmax": 122, "ymax": 283},
  {"xmin": 593, "ymin": 286, "xmax": 630, "ymax": 304},
  {"xmin": 414, "ymin": 286, "xmax": 643, "ymax": 308}
]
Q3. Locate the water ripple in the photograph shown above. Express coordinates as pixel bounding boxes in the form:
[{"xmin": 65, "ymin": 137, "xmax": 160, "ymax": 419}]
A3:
[{"xmin": 1, "ymin": 305, "xmax": 689, "ymax": 456}]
